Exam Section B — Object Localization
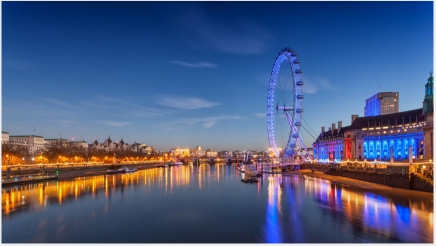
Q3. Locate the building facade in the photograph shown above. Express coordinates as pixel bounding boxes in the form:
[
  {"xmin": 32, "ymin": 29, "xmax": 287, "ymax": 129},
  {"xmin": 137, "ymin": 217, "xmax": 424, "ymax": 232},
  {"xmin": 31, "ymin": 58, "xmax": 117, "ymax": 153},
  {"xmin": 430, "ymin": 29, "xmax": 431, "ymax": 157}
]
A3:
[
  {"xmin": 2, "ymin": 132, "xmax": 9, "ymax": 142},
  {"xmin": 422, "ymin": 72, "xmax": 434, "ymax": 159},
  {"xmin": 191, "ymin": 146, "xmax": 206, "ymax": 158},
  {"xmin": 364, "ymin": 92, "xmax": 399, "ymax": 116},
  {"xmin": 314, "ymin": 74, "xmax": 433, "ymax": 162},
  {"xmin": 8, "ymin": 135, "xmax": 46, "ymax": 155}
]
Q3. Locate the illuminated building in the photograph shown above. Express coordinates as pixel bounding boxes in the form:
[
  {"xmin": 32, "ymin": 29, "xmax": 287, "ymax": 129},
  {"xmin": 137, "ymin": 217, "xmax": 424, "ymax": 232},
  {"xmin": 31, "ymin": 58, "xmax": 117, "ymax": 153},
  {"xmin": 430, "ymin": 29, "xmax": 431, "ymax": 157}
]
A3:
[
  {"xmin": 191, "ymin": 146, "xmax": 206, "ymax": 158},
  {"xmin": 2, "ymin": 131, "xmax": 10, "ymax": 143},
  {"xmin": 364, "ymin": 92, "xmax": 399, "ymax": 116},
  {"xmin": 173, "ymin": 147, "xmax": 191, "ymax": 158},
  {"xmin": 314, "ymin": 73, "xmax": 434, "ymax": 162}
]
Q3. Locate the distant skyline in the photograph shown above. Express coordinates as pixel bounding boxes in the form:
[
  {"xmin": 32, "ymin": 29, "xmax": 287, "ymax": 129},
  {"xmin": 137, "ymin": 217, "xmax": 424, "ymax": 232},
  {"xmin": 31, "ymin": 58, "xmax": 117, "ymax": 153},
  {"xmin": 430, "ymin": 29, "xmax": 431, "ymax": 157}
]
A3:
[{"xmin": 2, "ymin": 1, "xmax": 433, "ymax": 152}]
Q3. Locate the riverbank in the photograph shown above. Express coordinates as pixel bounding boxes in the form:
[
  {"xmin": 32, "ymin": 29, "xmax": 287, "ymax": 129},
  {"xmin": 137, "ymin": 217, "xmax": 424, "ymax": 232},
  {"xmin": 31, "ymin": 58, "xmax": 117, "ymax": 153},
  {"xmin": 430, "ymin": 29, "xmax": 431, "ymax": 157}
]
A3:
[
  {"xmin": 3, "ymin": 164, "xmax": 397, "ymax": 191},
  {"xmin": 290, "ymin": 169, "xmax": 393, "ymax": 190},
  {"xmin": 55, "ymin": 164, "xmax": 157, "ymax": 181},
  {"xmin": 2, "ymin": 163, "xmax": 157, "ymax": 182}
]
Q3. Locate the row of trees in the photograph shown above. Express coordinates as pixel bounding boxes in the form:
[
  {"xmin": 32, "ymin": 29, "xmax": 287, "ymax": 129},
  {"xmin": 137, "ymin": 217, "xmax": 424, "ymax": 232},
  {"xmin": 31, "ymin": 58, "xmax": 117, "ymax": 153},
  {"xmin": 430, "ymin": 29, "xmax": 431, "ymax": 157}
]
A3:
[{"xmin": 1, "ymin": 142, "xmax": 161, "ymax": 166}]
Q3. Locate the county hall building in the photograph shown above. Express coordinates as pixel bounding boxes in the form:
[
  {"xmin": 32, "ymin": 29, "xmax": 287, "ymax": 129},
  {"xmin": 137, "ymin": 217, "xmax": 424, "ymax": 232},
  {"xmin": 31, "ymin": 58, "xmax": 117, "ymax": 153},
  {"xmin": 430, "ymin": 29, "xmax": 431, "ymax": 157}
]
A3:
[{"xmin": 313, "ymin": 73, "xmax": 433, "ymax": 162}]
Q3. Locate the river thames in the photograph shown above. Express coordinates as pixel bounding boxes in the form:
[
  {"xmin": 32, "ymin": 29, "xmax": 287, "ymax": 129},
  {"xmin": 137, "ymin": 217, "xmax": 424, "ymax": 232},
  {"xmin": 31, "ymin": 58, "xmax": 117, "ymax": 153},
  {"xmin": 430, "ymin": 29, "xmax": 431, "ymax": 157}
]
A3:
[{"xmin": 2, "ymin": 164, "xmax": 433, "ymax": 243}]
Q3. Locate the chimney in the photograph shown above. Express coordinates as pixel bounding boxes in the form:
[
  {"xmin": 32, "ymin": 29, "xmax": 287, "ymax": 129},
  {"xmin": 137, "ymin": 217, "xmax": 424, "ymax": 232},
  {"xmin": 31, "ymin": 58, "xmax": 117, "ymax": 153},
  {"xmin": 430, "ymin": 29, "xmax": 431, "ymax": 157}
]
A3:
[
  {"xmin": 331, "ymin": 123, "xmax": 336, "ymax": 134},
  {"xmin": 321, "ymin": 126, "xmax": 325, "ymax": 134},
  {"xmin": 338, "ymin": 121, "xmax": 342, "ymax": 132},
  {"xmin": 351, "ymin": 114, "xmax": 358, "ymax": 124}
]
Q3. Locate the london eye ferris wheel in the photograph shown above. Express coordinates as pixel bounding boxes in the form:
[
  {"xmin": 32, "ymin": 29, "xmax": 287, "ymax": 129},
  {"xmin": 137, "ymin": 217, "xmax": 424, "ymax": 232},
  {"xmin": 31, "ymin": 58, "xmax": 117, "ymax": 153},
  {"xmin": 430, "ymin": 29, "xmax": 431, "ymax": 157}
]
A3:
[{"xmin": 267, "ymin": 47, "xmax": 306, "ymax": 163}]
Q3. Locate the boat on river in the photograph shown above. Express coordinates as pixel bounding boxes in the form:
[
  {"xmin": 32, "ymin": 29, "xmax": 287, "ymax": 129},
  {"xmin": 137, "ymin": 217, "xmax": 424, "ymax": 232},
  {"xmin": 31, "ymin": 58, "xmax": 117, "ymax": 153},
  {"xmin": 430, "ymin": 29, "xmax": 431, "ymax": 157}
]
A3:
[
  {"xmin": 107, "ymin": 167, "xmax": 137, "ymax": 174},
  {"xmin": 167, "ymin": 161, "xmax": 183, "ymax": 166},
  {"xmin": 241, "ymin": 177, "xmax": 259, "ymax": 183},
  {"xmin": 236, "ymin": 164, "xmax": 262, "ymax": 177},
  {"xmin": 155, "ymin": 163, "xmax": 168, "ymax": 167}
]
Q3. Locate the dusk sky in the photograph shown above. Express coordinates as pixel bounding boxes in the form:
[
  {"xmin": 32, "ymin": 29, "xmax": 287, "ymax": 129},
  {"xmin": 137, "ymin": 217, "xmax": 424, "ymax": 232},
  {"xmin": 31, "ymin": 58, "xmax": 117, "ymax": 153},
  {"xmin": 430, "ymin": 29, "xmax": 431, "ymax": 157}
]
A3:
[{"xmin": 2, "ymin": 1, "xmax": 433, "ymax": 152}]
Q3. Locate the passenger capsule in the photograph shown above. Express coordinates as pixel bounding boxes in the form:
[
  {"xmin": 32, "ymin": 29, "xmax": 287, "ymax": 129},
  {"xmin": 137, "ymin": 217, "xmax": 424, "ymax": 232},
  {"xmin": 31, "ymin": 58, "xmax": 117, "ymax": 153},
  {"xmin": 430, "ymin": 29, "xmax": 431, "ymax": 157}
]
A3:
[
  {"xmin": 289, "ymin": 143, "xmax": 296, "ymax": 148},
  {"xmin": 293, "ymin": 59, "xmax": 301, "ymax": 64},
  {"xmin": 295, "ymin": 69, "xmax": 303, "ymax": 74},
  {"xmin": 292, "ymin": 134, "xmax": 299, "ymax": 138},
  {"xmin": 296, "ymin": 108, "xmax": 303, "ymax": 113},
  {"xmin": 291, "ymin": 53, "xmax": 298, "ymax": 57},
  {"xmin": 296, "ymin": 80, "xmax": 304, "ymax": 86},
  {"xmin": 294, "ymin": 122, "xmax": 301, "ymax": 126},
  {"xmin": 297, "ymin": 94, "xmax": 304, "ymax": 99}
]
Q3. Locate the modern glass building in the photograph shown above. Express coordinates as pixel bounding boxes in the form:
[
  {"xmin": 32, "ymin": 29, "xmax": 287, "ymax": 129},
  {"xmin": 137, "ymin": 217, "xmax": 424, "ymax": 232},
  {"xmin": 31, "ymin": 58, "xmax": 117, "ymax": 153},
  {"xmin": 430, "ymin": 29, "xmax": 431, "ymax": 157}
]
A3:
[{"xmin": 364, "ymin": 92, "xmax": 399, "ymax": 116}]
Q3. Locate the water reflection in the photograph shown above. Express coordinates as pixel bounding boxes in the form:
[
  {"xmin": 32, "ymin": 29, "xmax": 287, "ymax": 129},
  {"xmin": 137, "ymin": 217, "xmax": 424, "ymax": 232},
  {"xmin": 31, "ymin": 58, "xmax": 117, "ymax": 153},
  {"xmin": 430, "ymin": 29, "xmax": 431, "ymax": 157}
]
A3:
[
  {"xmin": 264, "ymin": 176, "xmax": 283, "ymax": 243},
  {"xmin": 262, "ymin": 175, "xmax": 433, "ymax": 243},
  {"xmin": 2, "ymin": 166, "xmax": 193, "ymax": 217},
  {"xmin": 2, "ymin": 165, "xmax": 433, "ymax": 243}
]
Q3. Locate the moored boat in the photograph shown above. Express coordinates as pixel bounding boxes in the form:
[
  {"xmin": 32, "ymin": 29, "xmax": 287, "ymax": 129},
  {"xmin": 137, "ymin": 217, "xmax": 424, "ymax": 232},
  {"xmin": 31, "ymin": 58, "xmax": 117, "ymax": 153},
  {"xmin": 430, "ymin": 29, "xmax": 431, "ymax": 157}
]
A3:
[
  {"xmin": 107, "ymin": 167, "xmax": 137, "ymax": 174},
  {"xmin": 155, "ymin": 163, "xmax": 167, "ymax": 167}
]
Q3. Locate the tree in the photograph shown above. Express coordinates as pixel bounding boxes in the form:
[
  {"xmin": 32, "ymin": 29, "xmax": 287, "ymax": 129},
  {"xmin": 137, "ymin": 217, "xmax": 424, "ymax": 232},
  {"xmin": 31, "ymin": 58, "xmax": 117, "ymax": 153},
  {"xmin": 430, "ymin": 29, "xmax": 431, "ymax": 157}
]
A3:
[{"xmin": 2, "ymin": 142, "xmax": 29, "ymax": 165}]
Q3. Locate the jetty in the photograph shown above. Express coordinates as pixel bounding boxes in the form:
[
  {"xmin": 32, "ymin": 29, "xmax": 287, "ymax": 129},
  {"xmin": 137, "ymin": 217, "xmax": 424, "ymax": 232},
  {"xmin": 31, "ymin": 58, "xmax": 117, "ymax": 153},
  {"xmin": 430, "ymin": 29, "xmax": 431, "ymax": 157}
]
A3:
[{"xmin": 2, "ymin": 175, "xmax": 58, "ymax": 187}]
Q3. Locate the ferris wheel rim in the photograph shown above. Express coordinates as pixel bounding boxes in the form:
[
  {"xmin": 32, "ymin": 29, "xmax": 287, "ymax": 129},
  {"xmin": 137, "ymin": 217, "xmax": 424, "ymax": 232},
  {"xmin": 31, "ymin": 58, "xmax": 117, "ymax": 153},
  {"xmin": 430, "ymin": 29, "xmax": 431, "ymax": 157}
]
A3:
[{"xmin": 266, "ymin": 47, "xmax": 304, "ymax": 160}]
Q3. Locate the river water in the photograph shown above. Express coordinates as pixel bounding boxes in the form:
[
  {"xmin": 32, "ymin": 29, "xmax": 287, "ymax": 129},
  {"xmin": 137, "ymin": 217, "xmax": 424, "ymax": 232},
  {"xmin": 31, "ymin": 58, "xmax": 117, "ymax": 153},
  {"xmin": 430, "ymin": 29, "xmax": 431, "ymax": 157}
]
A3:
[{"xmin": 2, "ymin": 164, "xmax": 433, "ymax": 243}]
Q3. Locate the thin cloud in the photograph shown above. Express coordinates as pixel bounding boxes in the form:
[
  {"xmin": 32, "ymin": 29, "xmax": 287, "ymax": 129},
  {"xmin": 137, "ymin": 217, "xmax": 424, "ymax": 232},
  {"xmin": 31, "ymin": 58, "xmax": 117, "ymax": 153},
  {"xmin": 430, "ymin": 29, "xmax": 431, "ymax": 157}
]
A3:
[
  {"xmin": 254, "ymin": 113, "xmax": 265, "ymax": 118},
  {"xmin": 304, "ymin": 76, "xmax": 338, "ymax": 94},
  {"xmin": 156, "ymin": 96, "xmax": 220, "ymax": 110},
  {"xmin": 42, "ymin": 98, "xmax": 78, "ymax": 109},
  {"xmin": 166, "ymin": 115, "xmax": 243, "ymax": 129},
  {"xmin": 168, "ymin": 60, "xmax": 217, "ymax": 68},
  {"xmin": 100, "ymin": 121, "xmax": 132, "ymax": 127},
  {"xmin": 3, "ymin": 101, "xmax": 78, "ymax": 118},
  {"xmin": 58, "ymin": 120, "xmax": 75, "ymax": 127},
  {"xmin": 179, "ymin": 8, "xmax": 273, "ymax": 55},
  {"xmin": 81, "ymin": 95, "xmax": 168, "ymax": 118},
  {"xmin": 318, "ymin": 78, "xmax": 337, "ymax": 91},
  {"xmin": 304, "ymin": 82, "xmax": 318, "ymax": 94}
]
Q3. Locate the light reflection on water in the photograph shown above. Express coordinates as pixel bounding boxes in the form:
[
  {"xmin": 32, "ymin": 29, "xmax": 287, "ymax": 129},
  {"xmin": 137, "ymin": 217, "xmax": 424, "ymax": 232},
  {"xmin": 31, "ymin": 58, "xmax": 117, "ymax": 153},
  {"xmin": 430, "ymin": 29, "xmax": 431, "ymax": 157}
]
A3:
[{"xmin": 2, "ymin": 164, "xmax": 433, "ymax": 243}]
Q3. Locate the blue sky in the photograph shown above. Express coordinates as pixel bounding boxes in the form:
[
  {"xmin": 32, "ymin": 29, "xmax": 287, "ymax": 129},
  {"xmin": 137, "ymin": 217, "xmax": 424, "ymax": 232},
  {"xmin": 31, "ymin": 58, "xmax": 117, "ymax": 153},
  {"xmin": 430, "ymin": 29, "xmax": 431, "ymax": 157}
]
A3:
[{"xmin": 1, "ymin": 1, "xmax": 433, "ymax": 152}]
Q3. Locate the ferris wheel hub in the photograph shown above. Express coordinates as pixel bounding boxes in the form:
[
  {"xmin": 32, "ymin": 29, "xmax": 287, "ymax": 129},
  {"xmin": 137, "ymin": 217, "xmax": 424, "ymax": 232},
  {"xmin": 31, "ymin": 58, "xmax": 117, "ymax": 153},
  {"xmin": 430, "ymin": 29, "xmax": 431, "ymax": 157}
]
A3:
[{"xmin": 276, "ymin": 106, "xmax": 294, "ymax": 111}]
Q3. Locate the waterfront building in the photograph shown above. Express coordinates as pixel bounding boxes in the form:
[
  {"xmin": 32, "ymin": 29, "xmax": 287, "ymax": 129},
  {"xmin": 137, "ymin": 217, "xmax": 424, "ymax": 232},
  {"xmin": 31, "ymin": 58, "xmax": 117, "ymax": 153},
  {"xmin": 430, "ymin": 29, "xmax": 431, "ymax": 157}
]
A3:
[
  {"xmin": 45, "ymin": 138, "xmax": 70, "ymax": 147},
  {"xmin": 422, "ymin": 73, "xmax": 434, "ymax": 159},
  {"xmin": 191, "ymin": 146, "xmax": 206, "ymax": 158},
  {"xmin": 102, "ymin": 135, "xmax": 116, "ymax": 150},
  {"xmin": 2, "ymin": 131, "xmax": 9, "ymax": 143},
  {"xmin": 205, "ymin": 149, "xmax": 218, "ymax": 158},
  {"xmin": 364, "ymin": 92, "xmax": 399, "ymax": 116},
  {"xmin": 132, "ymin": 143, "xmax": 155, "ymax": 154},
  {"xmin": 71, "ymin": 140, "xmax": 89, "ymax": 149},
  {"xmin": 314, "ymin": 73, "xmax": 433, "ymax": 162},
  {"xmin": 172, "ymin": 147, "xmax": 190, "ymax": 158},
  {"xmin": 8, "ymin": 134, "xmax": 46, "ymax": 157}
]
